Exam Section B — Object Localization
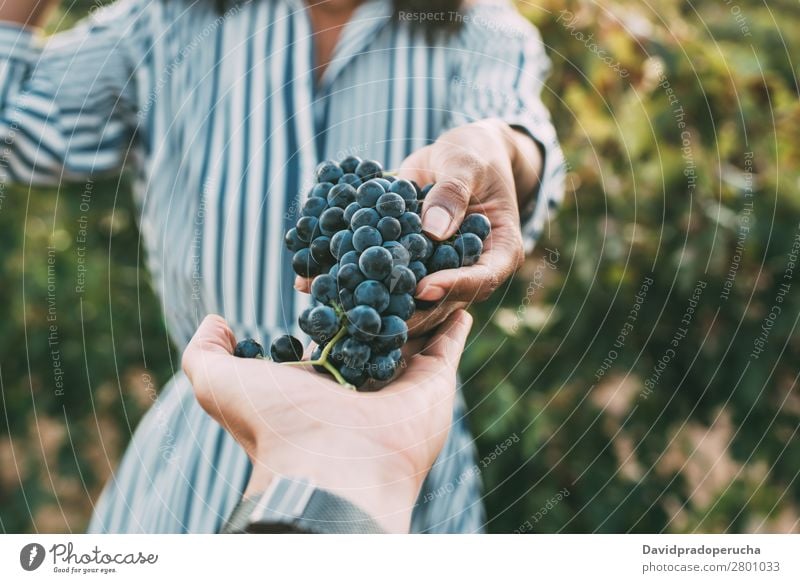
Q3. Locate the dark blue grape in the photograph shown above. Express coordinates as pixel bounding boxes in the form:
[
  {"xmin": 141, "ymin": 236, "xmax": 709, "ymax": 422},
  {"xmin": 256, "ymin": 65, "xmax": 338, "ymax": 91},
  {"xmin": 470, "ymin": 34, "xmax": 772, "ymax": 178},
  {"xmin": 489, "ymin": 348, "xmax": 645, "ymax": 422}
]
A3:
[
  {"xmin": 419, "ymin": 183, "xmax": 434, "ymax": 199},
  {"xmin": 339, "ymin": 364, "xmax": 368, "ymax": 387},
  {"xmin": 454, "ymin": 233, "xmax": 483, "ymax": 266},
  {"xmin": 421, "ymin": 235, "xmax": 434, "ymax": 261},
  {"xmin": 311, "ymin": 273, "xmax": 338, "ymax": 305},
  {"xmin": 311, "ymin": 182, "xmax": 334, "ymax": 199},
  {"xmin": 234, "ymin": 338, "xmax": 264, "ymax": 358},
  {"xmin": 302, "ymin": 196, "xmax": 328, "ymax": 218},
  {"xmin": 340, "ymin": 155, "xmax": 362, "ymax": 174},
  {"xmin": 316, "ymin": 160, "xmax": 343, "ymax": 184},
  {"xmin": 327, "ymin": 182, "xmax": 357, "ymax": 209},
  {"xmin": 378, "ymin": 315, "xmax": 408, "ymax": 351},
  {"xmin": 270, "ymin": 335, "xmax": 304, "ymax": 363},
  {"xmin": 389, "ymin": 179, "xmax": 417, "ymax": 205},
  {"xmin": 319, "ymin": 207, "xmax": 347, "ymax": 235},
  {"xmin": 377, "ymin": 216, "xmax": 401, "ymax": 241},
  {"xmin": 355, "ymin": 159, "xmax": 383, "ymax": 181},
  {"xmin": 296, "ymin": 216, "xmax": 319, "ymax": 242},
  {"xmin": 330, "ymin": 230, "xmax": 355, "ymax": 259},
  {"xmin": 353, "ymin": 226, "xmax": 383, "ymax": 252},
  {"xmin": 337, "ymin": 262, "xmax": 365, "ymax": 291},
  {"xmin": 310, "ymin": 236, "xmax": 334, "ymax": 264},
  {"xmin": 354, "ymin": 280, "xmax": 390, "ymax": 312},
  {"xmin": 460, "ymin": 213, "xmax": 491, "ymax": 241},
  {"xmin": 339, "ymin": 173, "xmax": 362, "ymax": 188},
  {"xmin": 376, "ymin": 193, "xmax": 405, "ymax": 218},
  {"xmin": 329, "ymin": 264, "xmax": 339, "ymax": 280},
  {"xmin": 400, "ymin": 233, "xmax": 428, "ymax": 262},
  {"xmin": 341, "ymin": 336, "xmax": 371, "ymax": 369},
  {"xmin": 406, "ymin": 200, "xmax": 419, "ymax": 214},
  {"xmin": 383, "ymin": 240, "xmax": 410, "ymax": 267},
  {"xmin": 385, "ymin": 293, "xmax": 415, "ymax": 320},
  {"xmin": 343, "ymin": 201, "xmax": 361, "ymax": 223},
  {"xmin": 428, "ymin": 244, "xmax": 460, "ymax": 272},
  {"xmin": 346, "ymin": 305, "xmax": 382, "ymax": 341},
  {"xmin": 398, "ymin": 211, "xmax": 422, "ymax": 235},
  {"xmin": 284, "ymin": 228, "xmax": 306, "ymax": 252},
  {"xmin": 299, "ymin": 307, "xmax": 314, "ymax": 335},
  {"xmin": 386, "ymin": 265, "xmax": 416, "ymax": 295},
  {"xmin": 383, "ymin": 175, "xmax": 397, "ymax": 183},
  {"xmin": 308, "ymin": 305, "xmax": 340, "ymax": 343},
  {"xmin": 373, "ymin": 178, "xmax": 392, "ymax": 191},
  {"xmin": 358, "ymin": 246, "xmax": 393, "ymax": 280},
  {"xmin": 338, "ymin": 288, "xmax": 356, "ymax": 311},
  {"xmin": 351, "ymin": 207, "xmax": 381, "ymax": 230},
  {"xmin": 339, "ymin": 250, "xmax": 359, "ymax": 266},
  {"xmin": 367, "ymin": 354, "xmax": 396, "ymax": 381},
  {"xmin": 355, "ymin": 180, "xmax": 385, "ymax": 208},
  {"xmin": 292, "ymin": 248, "xmax": 322, "ymax": 277},
  {"xmin": 408, "ymin": 260, "xmax": 427, "ymax": 282}
]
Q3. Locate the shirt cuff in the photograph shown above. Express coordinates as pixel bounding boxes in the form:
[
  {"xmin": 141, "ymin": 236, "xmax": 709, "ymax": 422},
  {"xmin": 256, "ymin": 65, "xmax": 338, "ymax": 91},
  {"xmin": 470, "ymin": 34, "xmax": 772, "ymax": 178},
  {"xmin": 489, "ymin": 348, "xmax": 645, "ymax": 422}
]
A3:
[
  {"xmin": 0, "ymin": 22, "xmax": 40, "ymax": 65},
  {"xmin": 506, "ymin": 115, "xmax": 567, "ymax": 254}
]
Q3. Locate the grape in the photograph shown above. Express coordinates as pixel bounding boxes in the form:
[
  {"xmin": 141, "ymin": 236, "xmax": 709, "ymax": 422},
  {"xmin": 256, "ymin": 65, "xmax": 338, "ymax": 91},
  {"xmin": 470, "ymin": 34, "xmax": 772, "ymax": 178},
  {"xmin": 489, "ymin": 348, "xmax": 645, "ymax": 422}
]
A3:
[
  {"xmin": 327, "ymin": 183, "xmax": 357, "ymax": 209},
  {"xmin": 343, "ymin": 201, "xmax": 361, "ymax": 223},
  {"xmin": 339, "ymin": 155, "xmax": 362, "ymax": 174},
  {"xmin": 270, "ymin": 335, "xmax": 304, "ymax": 363},
  {"xmin": 399, "ymin": 233, "xmax": 428, "ymax": 262},
  {"xmin": 351, "ymin": 207, "xmax": 381, "ymax": 230},
  {"xmin": 330, "ymin": 230, "xmax": 355, "ymax": 259},
  {"xmin": 316, "ymin": 160, "xmax": 343, "ymax": 183},
  {"xmin": 339, "ymin": 250, "xmax": 359, "ymax": 266},
  {"xmin": 319, "ymin": 207, "xmax": 347, "ymax": 235},
  {"xmin": 284, "ymin": 228, "xmax": 306, "ymax": 252},
  {"xmin": 292, "ymin": 248, "xmax": 322, "ymax": 277},
  {"xmin": 460, "ymin": 213, "xmax": 491, "ymax": 241},
  {"xmin": 428, "ymin": 244, "xmax": 460, "ymax": 271},
  {"xmin": 376, "ymin": 193, "xmax": 405, "ymax": 218},
  {"xmin": 383, "ymin": 240, "xmax": 410, "ymax": 267},
  {"xmin": 339, "ymin": 173, "xmax": 362, "ymax": 188},
  {"xmin": 352, "ymin": 225, "xmax": 383, "ymax": 252},
  {"xmin": 355, "ymin": 159, "xmax": 383, "ymax": 180},
  {"xmin": 308, "ymin": 305, "xmax": 339, "ymax": 343},
  {"xmin": 296, "ymin": 216, "xmax": 319, "ymax": 242},
  {"xmin": 338, "ymin": 288, "xmax": 356, "ymax": 310},
  {"xmin": 337, "ymin": 262, "xmax": 365, "ymax": 291},
  {"xmin": 356, "ymin": 180, "xmax": 385, "ymax": 208},
  {"xmin": 386, "ymin": 265, "xmax": 416, "ymax": 295},
  {"xmin": 354, "ymin": 280, "xmax": 390, "ymax": 312},
  {"xmin": 346, "ymin": 305, "xmax": 381, "ymax": 341},
  {"xmin": 311, "ymin": 273, "xmax": 338, "ymax": 305},
  {"xmin": 302, "ymin": 196, "xmax": 328, "ymax": 218},
  {"xmin": 234, "ymin": 338, "xmax": 264, "ymax": 358},
  {"xmin": 454, "ymin": 233, "xmax": 483, "ymax": 267},
  {"xmin": 358, "ymin": 246, "xmax": 393, "ymax": 280},
  {"xmin": 311, "ymin": 182, "xmax": 334, "ymax": 199},
  {"xmin": 279, "ymin": 158, "xmax": 491, "ymax": 389},
  {"xmin": 341, "ymin": 336, "xmax": 371, "ymax": 368},
  {"xmin": 385, "ymin": 293, "xmax": 415, "ymax": 320},
  {"xmin": 377, "ymin": 216, "xmax": 401, "ymax": 241},
  {"xmin": 408, "ymin": 260, "xmax": 427, "ymax": 282},
  {"xmin": 310, "ymin": 236, "xmax": 334, "ymax": 264}
]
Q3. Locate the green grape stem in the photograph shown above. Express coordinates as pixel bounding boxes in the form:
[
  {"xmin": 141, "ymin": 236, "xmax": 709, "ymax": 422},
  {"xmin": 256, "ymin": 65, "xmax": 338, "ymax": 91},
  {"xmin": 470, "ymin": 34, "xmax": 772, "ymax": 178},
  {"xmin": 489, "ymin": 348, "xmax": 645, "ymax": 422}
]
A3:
[{"xmin": 278, "ymin": 325, "xmax": 354, "ymax": 389}]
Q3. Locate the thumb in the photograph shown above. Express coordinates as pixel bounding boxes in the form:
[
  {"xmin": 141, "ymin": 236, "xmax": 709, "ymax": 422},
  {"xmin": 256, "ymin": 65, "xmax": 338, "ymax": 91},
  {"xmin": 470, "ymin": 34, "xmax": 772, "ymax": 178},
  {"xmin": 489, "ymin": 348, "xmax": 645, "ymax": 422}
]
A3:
[
  {"xmin": 182, "ymin": 314, "xmax": 237, "ymax": 383},
  {"xmin": 420, "ymin": 156, "xmax": 479, "ymax": 241}
]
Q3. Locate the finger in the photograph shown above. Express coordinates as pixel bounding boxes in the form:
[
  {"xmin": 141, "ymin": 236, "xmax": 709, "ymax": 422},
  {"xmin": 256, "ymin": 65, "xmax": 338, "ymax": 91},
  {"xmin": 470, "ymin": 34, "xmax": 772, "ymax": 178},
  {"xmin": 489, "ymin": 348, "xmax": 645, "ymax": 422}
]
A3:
[
  {"xmin": 418, "ymin": 309, "xmax": 473, "ymax": 364},
  {"xmin": 181, "ymin": 314, "xmax": 237, "ymax": 383},
  {"xmin": 420, "ymin": 154, "xmax": 482, "ymax": 240},
  {"xmin": 396, "ymin": 147, "xmax": 435, "ymax": 187},
  {"xmin": 294, "ymin": 276, "xmax": 312, "ymax": 293},
  {"xmin": 415, "ymin": 228, "xmax": 523, "ymax": 303},
  {"xmin": 405, "ymin": 301, "xmax": 467, "ymax": 337}
]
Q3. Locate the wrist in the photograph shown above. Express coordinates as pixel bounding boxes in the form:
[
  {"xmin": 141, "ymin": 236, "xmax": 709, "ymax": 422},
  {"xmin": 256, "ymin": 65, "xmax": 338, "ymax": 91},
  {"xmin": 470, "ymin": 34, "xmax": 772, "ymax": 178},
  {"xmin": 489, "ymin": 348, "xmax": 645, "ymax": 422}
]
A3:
[{"xmin": 245, "ymin": 442, "xmax": 422, "ymax": 533}]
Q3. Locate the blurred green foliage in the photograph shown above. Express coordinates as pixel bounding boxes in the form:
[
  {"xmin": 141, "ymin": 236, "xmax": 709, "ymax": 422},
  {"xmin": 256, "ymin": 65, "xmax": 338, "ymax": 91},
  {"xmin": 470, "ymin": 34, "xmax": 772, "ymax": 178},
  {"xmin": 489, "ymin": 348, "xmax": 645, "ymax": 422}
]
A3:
[{"xmin": 1, "ymin": 0, "xmax": 798, "ymax": 533}]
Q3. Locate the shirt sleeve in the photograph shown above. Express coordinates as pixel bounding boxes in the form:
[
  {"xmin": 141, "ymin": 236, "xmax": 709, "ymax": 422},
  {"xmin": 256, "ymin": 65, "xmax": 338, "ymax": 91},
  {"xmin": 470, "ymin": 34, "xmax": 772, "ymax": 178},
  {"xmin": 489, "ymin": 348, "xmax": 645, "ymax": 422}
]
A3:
[
  {"xmin": 0, "ymin": 0, "xmax": 147, "ymax": 186},
  {"xmin": 446, "ymin": 1, "xmax": 566, "ymax": 253}
]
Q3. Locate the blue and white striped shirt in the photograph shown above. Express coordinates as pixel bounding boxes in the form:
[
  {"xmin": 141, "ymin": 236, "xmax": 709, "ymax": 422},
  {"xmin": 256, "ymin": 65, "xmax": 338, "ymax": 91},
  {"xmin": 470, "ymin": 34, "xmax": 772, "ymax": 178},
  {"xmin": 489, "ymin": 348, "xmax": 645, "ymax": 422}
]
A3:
[{"xmin": 1, "ymin": 0, "xmax": 564, "ymax": 533}]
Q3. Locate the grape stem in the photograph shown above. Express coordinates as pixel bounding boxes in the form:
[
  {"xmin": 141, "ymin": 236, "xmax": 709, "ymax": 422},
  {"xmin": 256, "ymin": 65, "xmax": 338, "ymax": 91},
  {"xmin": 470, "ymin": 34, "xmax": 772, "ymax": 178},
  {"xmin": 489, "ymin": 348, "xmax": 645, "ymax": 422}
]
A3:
[{"xmin": 279, "ymin": 325, "xmax": 354, "ymax": 389}]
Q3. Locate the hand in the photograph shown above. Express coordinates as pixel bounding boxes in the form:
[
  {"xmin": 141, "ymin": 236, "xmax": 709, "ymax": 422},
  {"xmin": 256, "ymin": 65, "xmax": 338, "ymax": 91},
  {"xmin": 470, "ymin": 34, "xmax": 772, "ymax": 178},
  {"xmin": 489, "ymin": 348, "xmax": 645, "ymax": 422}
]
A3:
[
  {"xmin": 0, "ymin": 0, "xmax": 59, "ymax": 27},
  {"xmin": 182, "ymin": 311, "xmax": 474, "ymax": 533},
  {"xmin": 399, "ymin": 119, "xmax": 542, "ymax": 306}
]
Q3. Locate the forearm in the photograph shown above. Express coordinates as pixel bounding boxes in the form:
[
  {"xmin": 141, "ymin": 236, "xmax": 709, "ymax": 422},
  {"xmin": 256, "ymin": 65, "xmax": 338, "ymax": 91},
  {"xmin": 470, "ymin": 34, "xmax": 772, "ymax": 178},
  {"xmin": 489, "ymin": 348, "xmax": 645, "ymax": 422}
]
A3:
[{"xmin": 0, "ymin": 0, "xmax": 57, "ymax": 27}]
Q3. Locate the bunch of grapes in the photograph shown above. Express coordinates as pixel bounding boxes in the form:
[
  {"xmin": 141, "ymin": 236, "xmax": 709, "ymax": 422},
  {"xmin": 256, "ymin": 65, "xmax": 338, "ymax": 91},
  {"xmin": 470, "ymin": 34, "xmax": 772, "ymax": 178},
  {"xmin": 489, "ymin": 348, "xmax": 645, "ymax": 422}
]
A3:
[{"xmin": 233, "ymin": 156, "xmax": 490, "ymax": 390}]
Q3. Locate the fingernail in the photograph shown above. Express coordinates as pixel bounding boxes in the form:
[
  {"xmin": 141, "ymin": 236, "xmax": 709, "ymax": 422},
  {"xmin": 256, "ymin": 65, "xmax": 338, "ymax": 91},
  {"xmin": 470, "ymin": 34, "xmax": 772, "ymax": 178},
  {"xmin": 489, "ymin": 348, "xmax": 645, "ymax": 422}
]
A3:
[
  {"xmin": 417, "ymin": 284, "xmax": 445, "ymax": 301},
  {"xmin": 423, "ymin": 206, "xmax": 452, "ymax": 240}
]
